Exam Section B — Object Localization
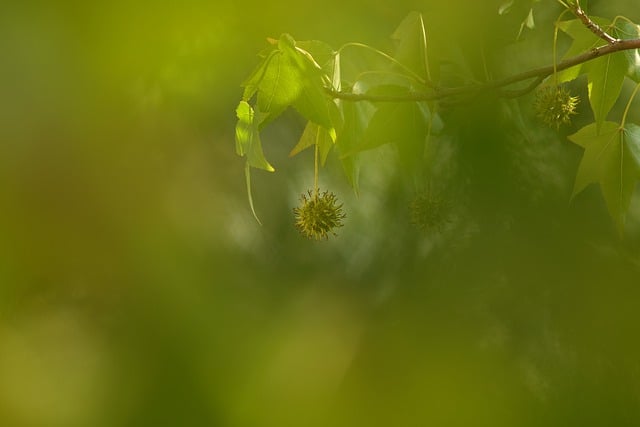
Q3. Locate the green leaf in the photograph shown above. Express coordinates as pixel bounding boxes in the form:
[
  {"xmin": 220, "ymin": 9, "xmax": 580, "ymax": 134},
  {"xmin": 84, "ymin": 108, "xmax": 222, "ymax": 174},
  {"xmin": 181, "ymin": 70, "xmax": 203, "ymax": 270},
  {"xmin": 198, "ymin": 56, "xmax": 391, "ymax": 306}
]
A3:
[
  {"xmin": 613, "ymin": 20, "xmax": 640, "ymax": 82},
  {"xmin": 626, "ymin": 123, "xmax": 640, "ymax": 166},
  {"xmin": 278, "ymin": 35, "xmax": 335, "ymax": 131},
  {"xmin": 255, "ymin": 49, "xmax": 301, "ymax": 118},
  {"xmin": 349, "ymin": 86, "xmax": 432, "ymax": 172},
  {"xmin": 296, "ymin": 40, "xmax": 337, "ymax": 80},
  {"xmin": 336, "ymin": 98, "xmax": 375, "ymax": 157},
  {"xmin": 244, "ymin": 34, "xmax": 336, "ymax": 132},
  {"xmin": 357, "ymin": 103, "xmax": 417, "ymax": 152},
  {"xmin": 235, "ymin": 100, "xmax": 275, "ymax": 225},
  {"xmin": 569, "ymin": 121, "xmax": 640, "ymax": 234},
  {"xmin": 391, "ymin": 11, "xmax": 429, "ymax": 81},
  {"xmin": 524, "ymin": 8, "xmax": 535, "ymax": 30},
  {"xmin": 556, "ymin": 17, "xmax": 609, "ymax": 83},
  {"xmin": 586, "ymin": 52, "xmax": 628, "ymax": 132},
  {"xmin": 291, "ymin": 82, "xmax": 333, "ymax": 130},
  {"xmin": 235, "ymin": 100, "xmax": 275, "ymax": 172},
  {"xmin": 498, "ymin": 1, "xmax": 514, "ymax": 15},
  {"xmin": 335, "ymin": 100, "xmax": 374, "ymax": 193},
  {"xmin": 241, "ymin": 48, "xmax": 278, "ymax": 102},
  {"xmin": 289, "ymin": 121, "xmax": 334, "ymax": 166}
]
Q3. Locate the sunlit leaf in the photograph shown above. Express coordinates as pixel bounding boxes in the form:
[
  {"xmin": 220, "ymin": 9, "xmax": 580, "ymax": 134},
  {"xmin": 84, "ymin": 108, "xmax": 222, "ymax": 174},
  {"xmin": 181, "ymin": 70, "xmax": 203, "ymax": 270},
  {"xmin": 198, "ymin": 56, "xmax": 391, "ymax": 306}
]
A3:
[
  {"xmin": 289, "ymin": 121, "xmax": 334, "ymax": 166},
  {"xmin": 235, "ymin": 100, "xmax": 275, "ymax": 224},
  {"xmin": 255, "ymin": 50, "xmax": 301, "ymax": 118},
  {"xmin": 292, "ymin": 83, "xmax": 333, "ymax": 130},
  {"xmin": 278, "ymin": 35, "xmax": 334, "ymax": 130},
  {"xmin": 586, "ymin": 52, "xmax": 627, "ymax": 132},
  {"xmin": 235, "ymin": 101, "xmax": 275, "ymax": 172},
  {"xmin": 569, "ymin": 121, "xmax": 640, "ymax": 234},
  {"xmin": 296, "ymin": 40, "xmax": 334, "ymax": 74}
]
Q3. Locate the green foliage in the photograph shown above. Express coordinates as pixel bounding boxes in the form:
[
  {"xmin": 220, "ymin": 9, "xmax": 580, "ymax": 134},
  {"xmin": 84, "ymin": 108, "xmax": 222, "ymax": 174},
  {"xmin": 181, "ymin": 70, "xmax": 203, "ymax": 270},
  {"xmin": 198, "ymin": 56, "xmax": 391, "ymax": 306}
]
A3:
[
  {"xmin": 586, "ymin": 52, "xmax": 627, "ymax": 131},
  {"xmin": 235, "ymin": 2, "xmax": 640, "ymax": 236},
  {"xmin": 569, "ymin": 122, "xmax": 640, "ymax": 234}
]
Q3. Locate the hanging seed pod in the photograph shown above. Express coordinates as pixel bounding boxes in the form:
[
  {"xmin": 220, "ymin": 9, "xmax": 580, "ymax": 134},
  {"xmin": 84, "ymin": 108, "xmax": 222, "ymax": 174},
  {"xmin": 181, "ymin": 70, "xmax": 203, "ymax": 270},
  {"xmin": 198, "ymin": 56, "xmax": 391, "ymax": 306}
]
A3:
[
  {"xmin": 534, "ymin": 85, "xmax": 579, "ymax": 130},
  {"xmin": 293, "ymin": 189, "xmax": 346, "ymax": 240}
]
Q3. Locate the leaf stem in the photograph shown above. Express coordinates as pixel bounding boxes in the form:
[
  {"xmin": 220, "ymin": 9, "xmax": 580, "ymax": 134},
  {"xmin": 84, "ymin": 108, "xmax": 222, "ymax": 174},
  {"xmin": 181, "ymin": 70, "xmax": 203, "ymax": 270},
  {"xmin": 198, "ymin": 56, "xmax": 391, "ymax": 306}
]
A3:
[
  {"xmin": 417, "ymin": 13, "xmax": 433, "ymax": 84},
  {"xmin": 338, "ymin": 42, "xmax": 433, "ymax": 87},
  {"xmin": 552, "ymin": 9, "xmax": 573, "ymax": 86},
  {"xmin": 314, "ymin": 139, "xmax": 319, "ymax": 199}
]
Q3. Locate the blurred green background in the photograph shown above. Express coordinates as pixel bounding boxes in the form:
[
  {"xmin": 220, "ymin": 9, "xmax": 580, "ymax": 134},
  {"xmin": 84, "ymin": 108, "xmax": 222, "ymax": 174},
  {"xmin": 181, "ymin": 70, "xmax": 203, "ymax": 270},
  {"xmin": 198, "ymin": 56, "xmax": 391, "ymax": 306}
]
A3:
[{"xmin": 1, "ymin": 1, "xmax": 640, "ymax": 426}]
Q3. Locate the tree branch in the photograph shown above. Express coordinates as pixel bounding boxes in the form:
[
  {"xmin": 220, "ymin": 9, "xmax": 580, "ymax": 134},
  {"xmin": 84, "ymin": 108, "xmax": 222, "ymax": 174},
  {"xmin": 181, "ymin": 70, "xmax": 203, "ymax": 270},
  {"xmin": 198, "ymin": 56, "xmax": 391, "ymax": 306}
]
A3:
[
  {"xmin": 570, "ymin": 0, "xmax": 619, "ymax": 44},
  {"xmin": 326, "ymin": 38, "xmax": 640, "ymax": 103}
]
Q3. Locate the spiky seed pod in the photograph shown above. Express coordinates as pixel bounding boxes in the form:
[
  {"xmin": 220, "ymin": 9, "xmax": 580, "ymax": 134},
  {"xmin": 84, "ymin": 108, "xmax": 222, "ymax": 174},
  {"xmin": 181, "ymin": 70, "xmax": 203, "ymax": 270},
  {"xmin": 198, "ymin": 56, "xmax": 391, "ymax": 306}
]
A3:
[
  {"xmin": 409, "ymin": 190, "xmax": 449, "ymax": 233},
  {"xmin": 293, "ymin": 190, "xmax": 346, "ymax": 240},
  {"xmin": 534, "ymin": 85, "xmax": 579, "ymax": 130}
]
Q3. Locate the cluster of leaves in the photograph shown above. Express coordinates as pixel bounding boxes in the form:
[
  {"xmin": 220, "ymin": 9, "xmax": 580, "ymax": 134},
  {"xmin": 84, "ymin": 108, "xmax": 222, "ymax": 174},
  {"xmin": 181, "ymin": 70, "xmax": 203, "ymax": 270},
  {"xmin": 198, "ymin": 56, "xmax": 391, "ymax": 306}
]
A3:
[
  {"xmin": 235, "ymin": 13, "xmax": 439, "ymax": 226},
  {"xmin": 554, "ymin": 11, "xmax": 640, "ymax": 233},
  {"xmin": 235, "ymin": 1, "xmax": 640, "ymax": 236}
]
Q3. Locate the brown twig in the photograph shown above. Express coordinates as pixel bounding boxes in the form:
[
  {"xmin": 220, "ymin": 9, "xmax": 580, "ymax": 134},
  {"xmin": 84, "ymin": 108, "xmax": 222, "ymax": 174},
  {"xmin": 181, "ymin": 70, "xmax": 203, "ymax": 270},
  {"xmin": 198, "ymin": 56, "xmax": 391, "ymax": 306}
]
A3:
[{"xmin": 570, "ymin": 0, "xmax": 619, "ymax": 44}]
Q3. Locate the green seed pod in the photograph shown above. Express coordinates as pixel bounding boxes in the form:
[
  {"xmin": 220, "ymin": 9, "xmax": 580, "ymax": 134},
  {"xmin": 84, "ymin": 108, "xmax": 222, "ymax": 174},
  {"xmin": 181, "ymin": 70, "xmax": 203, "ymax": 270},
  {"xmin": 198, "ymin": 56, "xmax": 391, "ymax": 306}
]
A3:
[
  {"xmin": 534, "ymin": 85, "xmax": 579, "ymax": 130},
  {"xmin": 409, "ymin": 190, "xmax": 450, "ymax": 233},
  {"xmin": 293, "ymin": 190, "xmax": 346, "ymax": 240}
]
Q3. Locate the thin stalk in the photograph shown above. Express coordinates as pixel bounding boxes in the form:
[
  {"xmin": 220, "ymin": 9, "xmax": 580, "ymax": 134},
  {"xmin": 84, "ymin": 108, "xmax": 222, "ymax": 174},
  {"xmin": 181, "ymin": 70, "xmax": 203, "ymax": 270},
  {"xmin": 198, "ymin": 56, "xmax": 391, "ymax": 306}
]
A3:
[
  {"xmin": 338, "ymin": 42, "xmax": 430, "ymax": 86},
  {"xmin": 620, "ymin": 82, "xmax": 640, "ymax": 127},
  {"xmin": 417, "ymin": 13, "xmax": 433, "ymax": 84},
  {"xmin": 314, "ymin": 140, "xmax": 319, "ymax": 199},
  {"xmin": 553, "ymin": 8, "xmax": 573, "ymax": 86}
]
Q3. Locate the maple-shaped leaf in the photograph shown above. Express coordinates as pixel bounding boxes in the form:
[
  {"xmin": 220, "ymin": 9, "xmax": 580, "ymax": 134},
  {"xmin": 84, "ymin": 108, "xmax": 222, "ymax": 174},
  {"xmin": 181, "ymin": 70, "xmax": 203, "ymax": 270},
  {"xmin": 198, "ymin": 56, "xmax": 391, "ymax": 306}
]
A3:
[
  {"xmin": 278, "ymin": 35, "xmax": 335, "ymax": 131},
  {"xmin": 254, "ymin": 47, "xmax": 302, "ymax": 120},
  {"xmin": 241, "ymin": 34, "xmax": 336, "ymax": 132},
  {"xmin": 391, "ymin": 11, "xmax": 430, "ymax": 81},
  {"xmin": 569, "ymin": 122, "xmax": 640, "ymax": 234}
]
